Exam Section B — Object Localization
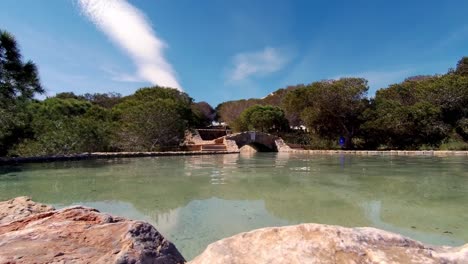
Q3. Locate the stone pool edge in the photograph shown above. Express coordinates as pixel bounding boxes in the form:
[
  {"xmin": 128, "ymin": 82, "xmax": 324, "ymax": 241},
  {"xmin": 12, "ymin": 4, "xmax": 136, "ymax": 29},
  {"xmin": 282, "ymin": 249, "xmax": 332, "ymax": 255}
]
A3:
[
  {"xmin": 286, "ymin": 150, "xmax": 468, "ymax": 156},
  {"xmin": 1, "ymin": 150, "xmax": 467, "ymax": 165},
  {"xmin": 0, "ymin": 151, "xmax": 241, "ymax": 165}
]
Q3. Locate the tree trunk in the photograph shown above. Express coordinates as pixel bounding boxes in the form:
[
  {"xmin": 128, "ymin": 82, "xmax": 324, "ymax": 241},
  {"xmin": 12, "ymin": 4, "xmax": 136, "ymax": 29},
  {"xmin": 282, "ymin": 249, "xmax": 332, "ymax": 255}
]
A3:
[{"xmin": 344, "ymin": 135, "xmax": 353, "ymax": 149}]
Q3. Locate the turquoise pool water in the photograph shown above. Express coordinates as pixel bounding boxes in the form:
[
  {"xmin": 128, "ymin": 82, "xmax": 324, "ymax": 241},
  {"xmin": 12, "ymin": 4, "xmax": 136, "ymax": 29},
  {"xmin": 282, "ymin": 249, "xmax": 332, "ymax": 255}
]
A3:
[{"xmin": 0, "ymin": 153, "xmax": 467, "ymax": 259}]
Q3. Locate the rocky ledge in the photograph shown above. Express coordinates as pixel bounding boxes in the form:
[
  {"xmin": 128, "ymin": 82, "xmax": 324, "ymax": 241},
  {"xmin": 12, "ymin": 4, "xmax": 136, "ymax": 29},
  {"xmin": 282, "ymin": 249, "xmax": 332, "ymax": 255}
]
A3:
[
  {"xmin": 0, "ymin": 197, "xmax": 185, "ymax": 264},
  {"xmin": 191, "ymin": 224, "xmax": 467, "ymax": 264},
  {"xmin": 0, "ymin": 196, "xmax": 54, "ymax": 224},
  {"xmin": 1, "ymin": 197, "xmax": 467, "ymax": 264}
]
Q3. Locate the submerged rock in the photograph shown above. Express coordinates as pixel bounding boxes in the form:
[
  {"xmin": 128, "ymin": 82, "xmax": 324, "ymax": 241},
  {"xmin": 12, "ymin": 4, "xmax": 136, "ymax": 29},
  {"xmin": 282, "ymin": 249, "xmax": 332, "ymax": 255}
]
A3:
[
  {"xmin": 0, "ymin": 198, "xmax": 185, "ymax": 264},
  {"xmin": 190, "ymin": 223, "xmax": 468, "ymax": 264}
]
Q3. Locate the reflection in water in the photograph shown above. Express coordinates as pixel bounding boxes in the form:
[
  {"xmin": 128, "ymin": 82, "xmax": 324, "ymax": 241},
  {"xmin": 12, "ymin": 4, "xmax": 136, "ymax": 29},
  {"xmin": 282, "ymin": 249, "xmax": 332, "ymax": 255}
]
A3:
[
  {"xmin": 1, "ymin": 153, "xmax": 467, "ymax": 259},
  {"xmin": 152, "ymin": 197, "xmax": 290, "ymax": 257}
]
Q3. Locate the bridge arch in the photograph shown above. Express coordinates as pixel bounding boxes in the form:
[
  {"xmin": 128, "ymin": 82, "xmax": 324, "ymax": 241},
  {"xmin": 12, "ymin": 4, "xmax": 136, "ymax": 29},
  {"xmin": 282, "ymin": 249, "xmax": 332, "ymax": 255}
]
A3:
[{"xmin": 224, "ymin": 131, "xmax": 291, "ymax": 152}]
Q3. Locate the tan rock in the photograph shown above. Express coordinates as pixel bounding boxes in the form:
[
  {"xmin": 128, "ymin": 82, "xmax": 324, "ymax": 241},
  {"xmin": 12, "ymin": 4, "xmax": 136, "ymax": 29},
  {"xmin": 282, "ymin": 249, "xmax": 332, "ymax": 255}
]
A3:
[
  {"xmin": 239, "ymin": 145, "xmax": 258, "ymax": 153},
  {"xmin": 190, "ymin": 223, "xmax": 468, "ymax": 264},
  {"xmin": 0, "ymin": 196, "xmax": 54, "ymax": 224},
  {"xmin": 0, "ymin": 205, "xmax": 185, "ymax": 264}
]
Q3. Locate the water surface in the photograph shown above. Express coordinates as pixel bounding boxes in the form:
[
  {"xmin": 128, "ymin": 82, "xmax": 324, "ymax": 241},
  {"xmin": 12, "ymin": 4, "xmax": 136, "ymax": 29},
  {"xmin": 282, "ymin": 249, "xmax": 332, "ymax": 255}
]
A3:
[{"xmin": 0, "ymin": 153, "xmax": 467, "ymax": 259}]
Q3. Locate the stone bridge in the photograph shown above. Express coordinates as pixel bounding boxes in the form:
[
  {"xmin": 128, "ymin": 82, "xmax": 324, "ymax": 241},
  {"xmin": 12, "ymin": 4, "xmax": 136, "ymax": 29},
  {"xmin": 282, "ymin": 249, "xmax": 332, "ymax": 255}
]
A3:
[{"xmin": 224, "ymin": 131, "xmax": 291, "ymax": 152}]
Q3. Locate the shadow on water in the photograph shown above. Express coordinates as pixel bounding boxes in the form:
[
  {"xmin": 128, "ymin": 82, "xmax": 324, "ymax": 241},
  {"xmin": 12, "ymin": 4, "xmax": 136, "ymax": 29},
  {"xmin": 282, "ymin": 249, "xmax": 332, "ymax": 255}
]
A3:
[
  {"xmin": 0, "ymin": 166, "xmax": 23, "ymax": 177},
  {"xmin": 0, "ymin": 158, "xmax": 135, "ymax": 177}
]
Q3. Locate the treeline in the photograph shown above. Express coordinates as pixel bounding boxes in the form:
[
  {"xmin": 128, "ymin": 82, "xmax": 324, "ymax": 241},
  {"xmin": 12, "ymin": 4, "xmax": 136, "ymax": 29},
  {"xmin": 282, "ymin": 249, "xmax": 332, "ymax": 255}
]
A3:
[
  {"xmin": 2, "ymin": 29, "xmax": 468, "ymax": 157},
  {"xmin": 5, "ymin": 89, "xmax": 214, "ymax": 156},
  {"xmin": 0, "ymin": 88, "xmax": 214, "ymax": 157},
  {"xmin": 217, "ymin": 58, "xmax": 468, "ymax": 150},
  {"xmin": 1, "ymin": 30, "xmax": 215, "ymax": 156}
]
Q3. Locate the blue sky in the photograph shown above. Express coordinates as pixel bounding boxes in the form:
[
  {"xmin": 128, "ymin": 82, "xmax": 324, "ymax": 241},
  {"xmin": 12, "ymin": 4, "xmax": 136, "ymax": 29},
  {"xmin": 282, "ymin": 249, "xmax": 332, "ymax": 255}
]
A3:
[{"xmin": 1, "ymin": 0, "xmax": 467, "ymax": 106}]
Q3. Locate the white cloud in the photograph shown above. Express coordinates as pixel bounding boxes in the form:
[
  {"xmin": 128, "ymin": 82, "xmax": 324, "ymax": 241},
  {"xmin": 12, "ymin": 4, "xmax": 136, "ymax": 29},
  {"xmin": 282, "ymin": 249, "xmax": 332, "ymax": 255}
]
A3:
[
  {"xmin": 228, "ymin": 47, "xmax": 289, "ymax": 82},
  {"xmin": 101, "ymin": 66, "xmax": 145, "ymax": 83},
  {"xmin": 77, "ymin": 0, "xmax": 182, "ymax": 90}
]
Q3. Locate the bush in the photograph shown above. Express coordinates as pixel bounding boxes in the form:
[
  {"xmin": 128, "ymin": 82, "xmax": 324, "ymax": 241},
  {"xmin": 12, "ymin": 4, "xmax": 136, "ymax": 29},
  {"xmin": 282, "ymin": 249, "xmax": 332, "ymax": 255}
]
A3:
[
  {"xmin": 438, "ymin": 137, "xmax": 468, "ymax": 151},
  {"xmin": 303, "ymin": 134, "xmax": 341, "ymax": 150}
]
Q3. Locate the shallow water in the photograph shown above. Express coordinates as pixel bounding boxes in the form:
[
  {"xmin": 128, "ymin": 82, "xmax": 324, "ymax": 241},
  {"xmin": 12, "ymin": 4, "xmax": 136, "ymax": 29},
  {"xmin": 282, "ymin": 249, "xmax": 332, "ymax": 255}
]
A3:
[{"xmin": 0, "ymin": 153, "xmax": 467, "ymax": 259}]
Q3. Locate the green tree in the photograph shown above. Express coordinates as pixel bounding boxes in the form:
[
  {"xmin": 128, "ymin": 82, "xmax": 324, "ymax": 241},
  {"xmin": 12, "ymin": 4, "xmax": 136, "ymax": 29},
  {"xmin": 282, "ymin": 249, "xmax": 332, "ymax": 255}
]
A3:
[
  {"xmin": 455, "ymin": 57, "xmax": 468, "ymax": 76},
  {"xmin": 362, "ymin": 73, "xmax": 467, "ymax": 149},
  {"xmin": 0, "ymin": 30, "xmax": 43, "ymax": 155},
  {"xmin": 215, "ymin": 85, "xmax": 303, "ymax": 126},
  {"xmin": 113, "ymin": 87, "xmax": 193, "ymax": 151},
  {"xmin": 363, "ymin": 99, "xmax": 448, "ymax": 149},
  {"xmin": 192, "ymin": 101, "xmax": 215, "ymax": 127},
  {"xmin": 281, "ymin": 86, "xmax": 311, "ymax": 127},
  {"xmin": 215, "ymin": 99, "xmax": 261, "ymax": 125},
  {"xmin": 0, "ymin": 30, "xmax": 43, "ymax": 101},
  {"xmin": 284, "ymin": 78, "xmax": 369, "ymax": 149},
  {"xmin": 83, "ymin": 92, "xmax": 122, "ymax": 108},
  {"xmin": 11, "ymin": 97, "xmax": 114, "ymax": 156},
  {"xmin": 235, "ymin": 105, "xmax": 289, "ymax": 133}
]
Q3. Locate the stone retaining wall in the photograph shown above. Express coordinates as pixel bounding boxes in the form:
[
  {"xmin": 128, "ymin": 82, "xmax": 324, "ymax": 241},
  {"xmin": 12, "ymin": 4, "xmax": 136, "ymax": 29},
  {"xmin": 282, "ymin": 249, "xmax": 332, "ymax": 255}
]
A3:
[
  {"xmin": 0, "ymin": 151, "xmax": 240, "ymax": 165},
  {"xmin": 286, "ymin": 149, "xmax": 468, "ymax": 156},
  {"xmin": 2, "ymin": 149, "xmax": 467, "ymax": 165}
]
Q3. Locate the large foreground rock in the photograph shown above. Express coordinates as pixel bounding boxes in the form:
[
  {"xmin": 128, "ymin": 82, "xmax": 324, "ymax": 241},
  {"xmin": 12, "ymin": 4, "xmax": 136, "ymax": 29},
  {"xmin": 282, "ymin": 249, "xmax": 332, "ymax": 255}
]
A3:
[
  {"xmin": 190, "ymin": 223, "xmax": 468, "ymax": 264},
  {"xmin": 2, "ymin": 197, "xmax": 467, "ymax": 263},
  {"xmin": 0, "ymin": 196, "xmax": 54, "ymax": 224},
  {"xmin": 0, "ymin": 198, "xmax": 185, "ymax": 264}
]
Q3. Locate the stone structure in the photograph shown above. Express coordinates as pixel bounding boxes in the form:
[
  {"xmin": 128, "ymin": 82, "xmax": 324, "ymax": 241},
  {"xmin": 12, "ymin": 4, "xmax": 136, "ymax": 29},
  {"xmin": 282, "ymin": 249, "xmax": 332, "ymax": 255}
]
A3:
[
  {"xmin": 239, "ymin": 144, "xmax": 258, "ymax": 153},
  {"xmin": 0, "ymin": 197, "xmax": 185, "ymax": 264},
  {"xmin": 183, "ymin": 129, "xmax": 231, "ymax": 152},
  {"xmin": 225, "ymin": 131, "xmax": 291, "ymax": 152},
  {"xmin": 196, "ymin": 129, "xmax": 231, "ymax": 141},
  {"xmin": 190, "ymin": 223, "xmax": 468, "ymax": 264},
  {"xmin": 224, "ymin": 139, "xmax": 240, "ymax": 152}
]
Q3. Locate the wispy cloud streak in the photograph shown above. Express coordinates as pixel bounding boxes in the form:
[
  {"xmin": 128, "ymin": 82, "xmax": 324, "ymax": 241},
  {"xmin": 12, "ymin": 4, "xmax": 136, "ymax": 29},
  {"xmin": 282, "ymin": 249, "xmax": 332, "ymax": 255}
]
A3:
[
  {"xmin": 77, "ymin": 0, "xmax": 182, "ymax": 89},
  {"xmin": 228, "ymin": 47, "xmax": 289, "ymax": 82}
]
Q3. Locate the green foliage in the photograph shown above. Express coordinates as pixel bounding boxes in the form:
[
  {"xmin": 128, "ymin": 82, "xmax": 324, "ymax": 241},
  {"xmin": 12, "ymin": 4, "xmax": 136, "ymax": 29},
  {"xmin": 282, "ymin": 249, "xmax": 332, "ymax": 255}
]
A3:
[
  {"xmin": 0, "ymin": 30, "xmax": 43, "ymax": 101},
  {"xmin": 455, "ymin": 118, "xmax": 468, "ymax": 141},
  {"xmin": 363, "ymin": 73, "xmax": 468, "ymax": 149},
  {"xmin": 455, "ymin": 57, "xmax": 468, "ymax": 76},
  {"xmin": 10, "ymin": 98, "xmax": 114, "ymax": 156},
  {"xmin": 216, "ymin": 99, "xmax": 261, "ymax": 125},
  {"xmin": 113, "ymin": 87, "xmax": 193, "ymax": 151},
  {"xmin": 54, "ymin": 92, "xmax": 83, "ymax": 100},
  {"xmin": 5, "ymin": 86, "xmax": 207, "ymax": 156},
  {"xmin": 215, "ymin": 85, "xmax": 303, "ymax": 126},
  {"xmin": 0, "ymin": 30, "xmax": 43, "ymax": 155},
  {"xmin": 83, "ymin": 92, "xmax": 122, "ymax": 108},
  {"xmin": 1, "ymin": 28, "xmax": 468, "ymax": 156},
  {"xmin": 281, "ymin": 86, "xmax": 310, "ymax": 127},
  {"xmin": 282, "ymin": 78, "xmax": 369, "ymax": 149},
  {"xmin": 234, "ymin": 105, "xmax": 289, "ymax": 133},
  {"xmin": 304, "ymin": 134, "xmax": 341, "ymax": 150},
  {"xmin": 277, "ymin": 130, "xmax": 311, "ymax": 145},
  {"xmin": 192, "ymin": 101, "xmax": 215, "ymax": 127},
  {"xmin": 438, "ymin": 136, "xmax": 468, "ymax": 151},
  {"xmin": 0, "ymin": 101, "xmax": 31, "ymax": 155}
]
